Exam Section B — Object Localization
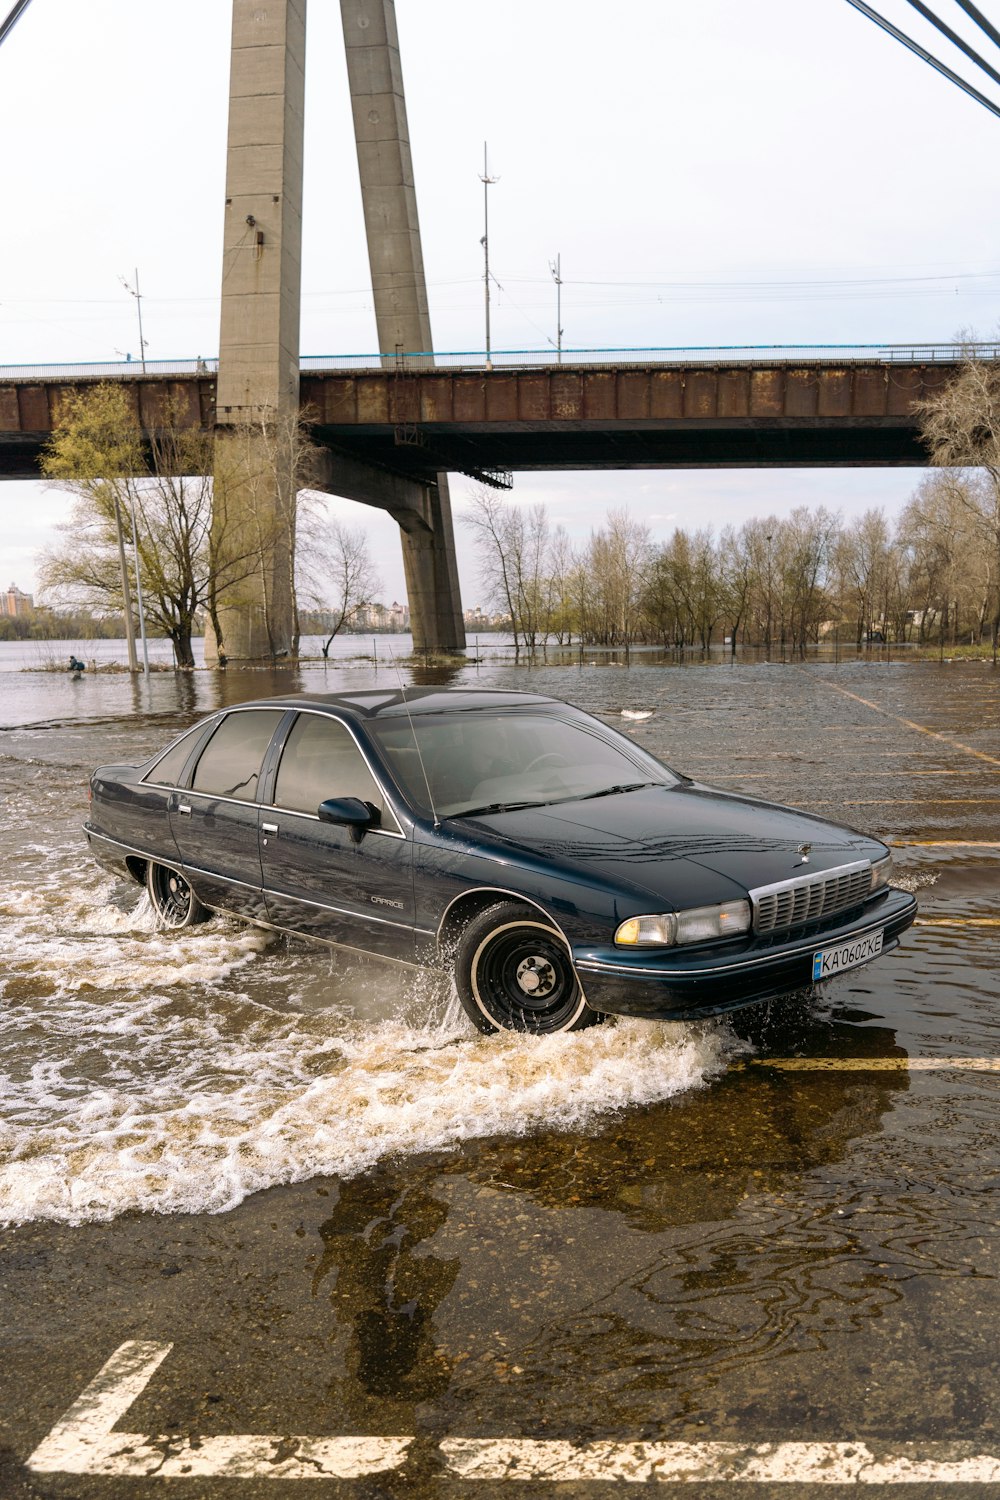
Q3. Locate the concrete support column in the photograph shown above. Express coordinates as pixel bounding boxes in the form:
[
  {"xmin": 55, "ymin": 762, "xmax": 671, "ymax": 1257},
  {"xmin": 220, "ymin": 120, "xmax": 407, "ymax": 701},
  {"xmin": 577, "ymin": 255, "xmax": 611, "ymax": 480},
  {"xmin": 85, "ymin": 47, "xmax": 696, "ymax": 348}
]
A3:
[
  {"xmin": 211, "ymin": 0, "xmax": 306, "ymax": 661},
  {"xmin": 341, "ymin": 0, "xmax": 465, "ymax": 652}
]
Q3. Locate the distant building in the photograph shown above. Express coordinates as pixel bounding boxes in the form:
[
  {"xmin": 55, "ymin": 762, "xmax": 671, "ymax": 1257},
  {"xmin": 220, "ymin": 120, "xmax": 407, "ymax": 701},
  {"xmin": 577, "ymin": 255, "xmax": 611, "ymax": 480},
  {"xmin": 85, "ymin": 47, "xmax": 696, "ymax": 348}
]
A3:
[
  {"xmin": 4, "ymin": 583, "xmax": 33, "ymax": 617},
  {"xmin": 352, "ymin": 600, "xmax": 411, "ymax": 632}
]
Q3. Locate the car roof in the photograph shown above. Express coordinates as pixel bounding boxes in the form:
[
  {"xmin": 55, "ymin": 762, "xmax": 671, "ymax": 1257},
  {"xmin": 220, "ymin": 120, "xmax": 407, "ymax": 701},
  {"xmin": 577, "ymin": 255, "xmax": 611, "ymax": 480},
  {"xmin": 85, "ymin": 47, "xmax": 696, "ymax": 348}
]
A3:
[{"xmin": 229, "ymin": 688, "xmax": 566, "ymax": 721}]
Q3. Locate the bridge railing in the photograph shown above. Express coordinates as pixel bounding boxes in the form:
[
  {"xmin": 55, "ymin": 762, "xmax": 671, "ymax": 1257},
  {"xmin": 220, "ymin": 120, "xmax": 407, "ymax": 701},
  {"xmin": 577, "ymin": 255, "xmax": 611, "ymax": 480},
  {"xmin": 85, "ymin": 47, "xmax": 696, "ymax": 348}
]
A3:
[{"xmin": 2, "ymin": 342, "xmax": 999, "ymax": 381}]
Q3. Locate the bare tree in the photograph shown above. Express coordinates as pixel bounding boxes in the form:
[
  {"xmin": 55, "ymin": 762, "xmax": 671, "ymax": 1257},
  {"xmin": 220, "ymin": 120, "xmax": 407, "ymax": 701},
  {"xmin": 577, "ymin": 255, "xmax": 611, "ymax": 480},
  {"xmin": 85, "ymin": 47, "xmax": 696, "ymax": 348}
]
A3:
[
  {"xmin": 462, "ymin": 486, "xmax": 551, "ymax": 651},
  {"xmin": 317, "ymin": 519, "xmax": 382, "ymax": 656},
  {"xmin": 39, "ymin": 383, "xmax": 261, "ymax": 668},
  {"xmin": 918, "ymin": 356, "xmax": 1000, "ymax": 654},
  {"xmin": 213, "ymin": 406, "xmax": 325, "ymax": 658}
]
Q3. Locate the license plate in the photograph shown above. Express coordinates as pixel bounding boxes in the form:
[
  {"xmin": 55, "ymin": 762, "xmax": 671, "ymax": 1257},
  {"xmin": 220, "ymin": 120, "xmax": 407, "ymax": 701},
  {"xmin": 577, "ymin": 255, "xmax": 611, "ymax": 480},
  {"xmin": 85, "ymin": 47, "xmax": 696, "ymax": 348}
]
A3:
[{"xmin": 812, "ymin": 929, "xmax": 884, "ymax": 982}]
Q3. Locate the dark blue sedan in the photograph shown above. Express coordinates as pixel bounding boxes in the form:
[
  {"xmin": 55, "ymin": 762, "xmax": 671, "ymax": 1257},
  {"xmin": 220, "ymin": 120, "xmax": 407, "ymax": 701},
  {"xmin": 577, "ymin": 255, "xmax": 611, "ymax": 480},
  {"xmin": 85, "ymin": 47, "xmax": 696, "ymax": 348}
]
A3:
[{"xmin": 85, "ymin": 688, "xmax": 917, "ymax": 1034}]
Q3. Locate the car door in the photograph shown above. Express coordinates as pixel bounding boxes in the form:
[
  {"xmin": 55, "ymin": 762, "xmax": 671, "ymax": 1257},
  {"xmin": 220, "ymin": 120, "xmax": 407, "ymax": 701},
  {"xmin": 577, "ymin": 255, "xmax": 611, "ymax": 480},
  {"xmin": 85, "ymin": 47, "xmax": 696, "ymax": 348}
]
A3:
[
  {"xmin": 260, "ymin": 710, "xmax": 416, "ymax": 961},
  {"xmin": 167, "ymin": 708, "xmax": 284, "ymax": 919}
]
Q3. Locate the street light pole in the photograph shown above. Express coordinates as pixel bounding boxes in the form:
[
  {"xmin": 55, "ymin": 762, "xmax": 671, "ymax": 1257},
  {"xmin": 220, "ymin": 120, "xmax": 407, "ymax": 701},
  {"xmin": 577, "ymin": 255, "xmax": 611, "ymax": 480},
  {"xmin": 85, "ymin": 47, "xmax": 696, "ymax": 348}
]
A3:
[
  {"xmin": 479, "ymin": 143, "xmax": 498, "ymax": 370},
  {"xmin": 121, "ymin": 269, "xmax": 147, "ymax": 373},
  {"xmin": 549, "ymin": 253, "xmax": 563, "ymax": 362}
]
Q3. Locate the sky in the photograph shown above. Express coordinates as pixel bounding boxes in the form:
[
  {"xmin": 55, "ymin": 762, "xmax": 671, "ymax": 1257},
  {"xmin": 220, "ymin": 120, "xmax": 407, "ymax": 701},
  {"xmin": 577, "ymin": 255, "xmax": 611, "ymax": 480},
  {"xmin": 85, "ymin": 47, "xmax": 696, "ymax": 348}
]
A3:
[{"xmin": 3, "ymin": 0, "xmax": 1000, "ymax": 610}]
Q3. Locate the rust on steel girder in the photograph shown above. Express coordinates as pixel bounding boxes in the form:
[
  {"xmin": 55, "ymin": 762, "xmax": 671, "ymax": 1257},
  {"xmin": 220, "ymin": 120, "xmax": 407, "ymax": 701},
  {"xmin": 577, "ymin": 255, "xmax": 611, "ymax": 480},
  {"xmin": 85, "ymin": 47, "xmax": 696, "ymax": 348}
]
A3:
[{"xmin": 0, "ymin": 361, "xmax": 955, "ymax": 480}]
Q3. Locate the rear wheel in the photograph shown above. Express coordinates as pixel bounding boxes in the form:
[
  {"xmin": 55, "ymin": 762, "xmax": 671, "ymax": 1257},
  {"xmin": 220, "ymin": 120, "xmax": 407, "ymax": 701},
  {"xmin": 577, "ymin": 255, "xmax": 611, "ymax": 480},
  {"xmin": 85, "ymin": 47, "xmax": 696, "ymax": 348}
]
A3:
[
  {"xmin": 454, "ymin": 901, "xmax": 599, "ymax": 1035},
  {"xmin": 146, "ymin": 861, "xmax": 207, "ymax": 929}
]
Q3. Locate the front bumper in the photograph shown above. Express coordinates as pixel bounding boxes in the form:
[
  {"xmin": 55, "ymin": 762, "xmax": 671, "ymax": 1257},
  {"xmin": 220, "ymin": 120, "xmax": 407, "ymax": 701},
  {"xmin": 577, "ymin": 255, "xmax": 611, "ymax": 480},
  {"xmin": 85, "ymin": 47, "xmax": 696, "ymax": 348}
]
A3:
[{"xmin": 572, "ymin": 888, "xmax": 917, "ymax": 1021}]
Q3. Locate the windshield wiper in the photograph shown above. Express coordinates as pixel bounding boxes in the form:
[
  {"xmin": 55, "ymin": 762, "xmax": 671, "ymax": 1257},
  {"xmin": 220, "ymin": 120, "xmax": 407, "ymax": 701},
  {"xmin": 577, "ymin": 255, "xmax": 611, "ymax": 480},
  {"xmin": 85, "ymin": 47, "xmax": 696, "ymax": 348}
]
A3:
[
  {"xmin": 449, "ymin": 799, "xmax": 554, "ymax": 819},
  {"xmin": 577, "ymin": 781, "xmax": 662, "ymax": 801}
]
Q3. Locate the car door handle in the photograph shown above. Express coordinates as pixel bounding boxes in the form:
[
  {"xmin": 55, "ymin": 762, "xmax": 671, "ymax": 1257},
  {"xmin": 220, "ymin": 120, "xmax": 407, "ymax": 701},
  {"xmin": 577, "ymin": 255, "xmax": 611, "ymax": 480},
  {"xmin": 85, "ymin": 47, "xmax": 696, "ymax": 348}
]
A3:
[
  {"xmin": 262, "ymin": 822, "xmax": 278, "ymax": 834},
  {"xmin": 177, "ymin": 803, "xmax": 192, "ymax": 816}
]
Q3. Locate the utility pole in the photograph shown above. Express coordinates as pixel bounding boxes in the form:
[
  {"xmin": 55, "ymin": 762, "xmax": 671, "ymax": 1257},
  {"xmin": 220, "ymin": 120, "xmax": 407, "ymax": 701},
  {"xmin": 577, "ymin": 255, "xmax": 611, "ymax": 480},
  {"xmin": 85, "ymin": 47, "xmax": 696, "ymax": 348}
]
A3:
[
  {"xmin": 127, "ymin": 490, "xmax": 150, "ymax": 677},
  {"xmin": 120, "ymin": 269, "xmax": 147, "ymax": 373},
  {"xmin": 549, "ymin": 253, "xmax": 563, "ymax": 362},
  {"xmin": 479, "ymin": 143, "xmax": 498, "ymax": 369},
  {"xmin": 111, "ymin": 497, "xmax": 139, "ymax": 673}
]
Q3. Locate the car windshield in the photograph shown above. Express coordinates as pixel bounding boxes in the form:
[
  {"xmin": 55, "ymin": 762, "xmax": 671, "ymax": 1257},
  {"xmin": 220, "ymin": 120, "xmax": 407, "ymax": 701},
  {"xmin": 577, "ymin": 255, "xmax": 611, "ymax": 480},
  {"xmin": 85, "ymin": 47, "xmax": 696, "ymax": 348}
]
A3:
[{"xmin": 370, "ymin": 711, "xmax": 679, "ymax": 818}]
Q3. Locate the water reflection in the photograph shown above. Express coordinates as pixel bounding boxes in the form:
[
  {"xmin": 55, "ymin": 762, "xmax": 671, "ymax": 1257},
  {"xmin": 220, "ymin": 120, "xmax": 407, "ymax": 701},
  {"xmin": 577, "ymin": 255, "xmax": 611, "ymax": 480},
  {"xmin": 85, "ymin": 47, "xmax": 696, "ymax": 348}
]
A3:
[
  {"xmin": 211, "ymin": 664, "xmax": 305, "ymax": 710},
  {"xmin": 305, "ymin": 1018, "xmax": 913, "ymax": 1434},
  {"xmin": 313, "ymin": 1175, "xmax": 459, "ymax": 1428}
]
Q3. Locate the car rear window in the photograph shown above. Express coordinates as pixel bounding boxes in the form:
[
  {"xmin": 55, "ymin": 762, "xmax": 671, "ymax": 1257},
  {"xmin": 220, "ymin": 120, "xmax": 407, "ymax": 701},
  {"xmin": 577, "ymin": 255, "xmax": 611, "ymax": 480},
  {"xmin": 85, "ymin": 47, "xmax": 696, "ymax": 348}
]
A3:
[
  {"xmin": 143, "ymin": 726, "xmax": 204, "ymax": 787},
  {"xmin": 191, "ymin": 710, "xmax": 283, "ymax": 802}
]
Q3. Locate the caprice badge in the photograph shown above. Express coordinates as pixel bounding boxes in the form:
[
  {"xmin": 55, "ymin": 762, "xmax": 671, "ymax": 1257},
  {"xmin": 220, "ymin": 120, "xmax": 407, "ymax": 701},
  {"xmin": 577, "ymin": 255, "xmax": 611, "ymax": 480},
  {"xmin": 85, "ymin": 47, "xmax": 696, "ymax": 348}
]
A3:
[{"xmin": 797, "ymin": 843, "xmax": 812, "ymax": 864}]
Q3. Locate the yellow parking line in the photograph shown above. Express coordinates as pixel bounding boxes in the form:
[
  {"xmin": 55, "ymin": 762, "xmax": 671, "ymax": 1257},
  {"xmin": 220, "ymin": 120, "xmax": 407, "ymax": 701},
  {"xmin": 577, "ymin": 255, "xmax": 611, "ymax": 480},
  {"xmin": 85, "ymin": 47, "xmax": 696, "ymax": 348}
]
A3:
[
  {"xmin": 802, "ymin": 673, "xmax": 1000, "ymax": 769},
  {"xmin": 743, "ymin": 1057, "xmax": 1000, "ymax": 1072},
  {"xmin": 799, "ymin": 799, "xmax": 1000, "ymax": 807},
  {"xmin": 914, "ymin": 916, "xmax": 1000, "ymax": 927},
  {"xmin": 890, "ymin": 839, "xmax": 1000, "ymax": 848}
]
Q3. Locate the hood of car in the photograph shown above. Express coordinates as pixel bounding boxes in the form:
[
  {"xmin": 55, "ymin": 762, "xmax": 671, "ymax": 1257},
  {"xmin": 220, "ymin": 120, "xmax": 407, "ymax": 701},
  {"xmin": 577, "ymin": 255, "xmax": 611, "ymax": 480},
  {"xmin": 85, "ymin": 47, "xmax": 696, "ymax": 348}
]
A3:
[{"xmin": 462, "ymin": 783, "xmax": 879, "ymax": 907}]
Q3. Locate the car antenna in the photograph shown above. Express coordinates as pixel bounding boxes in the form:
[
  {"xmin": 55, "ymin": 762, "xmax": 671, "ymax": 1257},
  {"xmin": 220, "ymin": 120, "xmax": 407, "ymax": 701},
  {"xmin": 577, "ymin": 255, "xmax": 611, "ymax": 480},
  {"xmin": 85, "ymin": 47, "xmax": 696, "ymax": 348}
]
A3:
[{"xmin": 387, "ymin": 646, "xmax": 440, "ymax": 828}]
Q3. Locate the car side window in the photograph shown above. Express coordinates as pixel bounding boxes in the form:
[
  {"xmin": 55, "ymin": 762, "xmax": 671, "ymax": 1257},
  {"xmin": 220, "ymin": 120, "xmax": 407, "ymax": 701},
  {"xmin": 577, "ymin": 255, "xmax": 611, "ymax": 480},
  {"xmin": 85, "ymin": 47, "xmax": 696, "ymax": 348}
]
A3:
[
  {"xmin": 143, "ymin": 726, "xmax": 204, "ymax": 787},
  {"xmin": 191, "ymin": 710, "xmax": 283, "ymax": 801},
  {"xmin": 274, "ymin": 713, "xmax": 386, "ymax": 819}
]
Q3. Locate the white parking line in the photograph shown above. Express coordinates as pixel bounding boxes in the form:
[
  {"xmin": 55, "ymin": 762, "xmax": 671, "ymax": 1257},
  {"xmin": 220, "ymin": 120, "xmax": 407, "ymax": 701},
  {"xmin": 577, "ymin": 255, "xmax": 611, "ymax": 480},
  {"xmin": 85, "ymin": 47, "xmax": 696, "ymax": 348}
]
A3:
[
  {"xmin": 442, "ymin": 1437, "xmax": 1000, "ymax": 1484},
  {"xmin": 26, "ymin": 1343, "xmax": 1000, "ymax": 1484},
  {"xmin": 27, "ymin": 1342, "xmax": 410, "ymax": 1480}
]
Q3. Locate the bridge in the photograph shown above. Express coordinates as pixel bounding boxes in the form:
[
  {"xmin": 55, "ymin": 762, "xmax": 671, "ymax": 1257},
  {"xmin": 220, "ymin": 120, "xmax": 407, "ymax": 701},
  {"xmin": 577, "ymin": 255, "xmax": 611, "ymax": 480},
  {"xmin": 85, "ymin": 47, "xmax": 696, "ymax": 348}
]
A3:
[
  {"xmin": 0, "ymin": 345, "xmax": 960, "ymax": 485},
  {"xmin": 3, "ymin": 0, "xmax": 973, "ymax": 660}
]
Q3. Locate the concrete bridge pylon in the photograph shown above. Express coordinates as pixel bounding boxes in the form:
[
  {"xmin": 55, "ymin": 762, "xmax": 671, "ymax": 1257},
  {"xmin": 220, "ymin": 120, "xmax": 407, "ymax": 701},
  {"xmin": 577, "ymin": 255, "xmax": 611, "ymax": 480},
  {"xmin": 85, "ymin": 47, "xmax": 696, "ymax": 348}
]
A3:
[
  {"xmin": 212, "ymin": 0, "xmax": 306, "ymax": 662},
  {"xmin": 338, "ymin": 0, "xmax": 465, "ymax": 653},
  {"xmin": 211, "ymin": 0, "xmax": 465, "ymax": 662}
]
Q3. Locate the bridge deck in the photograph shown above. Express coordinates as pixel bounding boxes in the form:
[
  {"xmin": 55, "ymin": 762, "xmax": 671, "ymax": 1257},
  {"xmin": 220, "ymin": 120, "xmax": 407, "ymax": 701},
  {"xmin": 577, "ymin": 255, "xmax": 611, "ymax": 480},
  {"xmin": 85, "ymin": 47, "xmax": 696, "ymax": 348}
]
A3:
[{"xmin": 0, "ymin": 360, "xmax": 950, "ymax": 479}]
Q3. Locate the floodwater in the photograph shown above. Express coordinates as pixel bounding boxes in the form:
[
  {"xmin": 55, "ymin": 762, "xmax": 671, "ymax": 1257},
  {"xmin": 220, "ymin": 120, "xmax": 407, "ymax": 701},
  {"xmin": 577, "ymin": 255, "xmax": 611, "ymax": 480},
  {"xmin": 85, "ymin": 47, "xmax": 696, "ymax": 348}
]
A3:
[{"xmin": 2, "ymin": 650, "xmax": 1000, "ymax": 1496}]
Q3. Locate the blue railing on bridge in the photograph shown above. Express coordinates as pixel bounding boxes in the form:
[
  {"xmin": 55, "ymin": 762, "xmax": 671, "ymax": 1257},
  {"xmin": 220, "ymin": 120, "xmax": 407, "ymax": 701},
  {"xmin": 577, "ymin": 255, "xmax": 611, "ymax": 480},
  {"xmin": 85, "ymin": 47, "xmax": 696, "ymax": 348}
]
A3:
[{"xmin": 2, "ymin": 342, "xmax": 998, "ymax": 381}]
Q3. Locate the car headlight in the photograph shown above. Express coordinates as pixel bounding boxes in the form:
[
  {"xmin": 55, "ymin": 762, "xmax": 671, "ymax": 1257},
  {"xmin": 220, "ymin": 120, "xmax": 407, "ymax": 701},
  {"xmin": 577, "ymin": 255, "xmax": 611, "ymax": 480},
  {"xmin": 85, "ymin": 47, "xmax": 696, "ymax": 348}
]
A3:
[
  {"xmin": 870, "ymin": 852, "xmax": 893, "ymax": 892},
  {"xmin": 615, "ymin": 899, "xmax": 752, "ymax": 947}
]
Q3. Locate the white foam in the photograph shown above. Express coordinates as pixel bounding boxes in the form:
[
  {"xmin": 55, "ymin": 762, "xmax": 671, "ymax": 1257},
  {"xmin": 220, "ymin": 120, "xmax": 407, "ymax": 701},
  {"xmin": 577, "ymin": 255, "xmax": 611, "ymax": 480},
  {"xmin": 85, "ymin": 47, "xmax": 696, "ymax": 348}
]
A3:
[
  {"xmin": 0, "ymin": 871, "xmax": 733, "ymax": 1226},
  {"xmin": 0, "ymin": 1006, "xmax": 730, "ymax": 1225}
]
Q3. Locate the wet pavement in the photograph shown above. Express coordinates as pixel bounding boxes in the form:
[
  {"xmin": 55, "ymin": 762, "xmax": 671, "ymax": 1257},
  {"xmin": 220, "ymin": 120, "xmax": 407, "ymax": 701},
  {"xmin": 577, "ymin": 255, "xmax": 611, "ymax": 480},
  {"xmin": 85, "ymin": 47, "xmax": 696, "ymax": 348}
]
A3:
[{"xmin": 2, "ymin": 655, "xmax": 1000, "ymax": 1495}]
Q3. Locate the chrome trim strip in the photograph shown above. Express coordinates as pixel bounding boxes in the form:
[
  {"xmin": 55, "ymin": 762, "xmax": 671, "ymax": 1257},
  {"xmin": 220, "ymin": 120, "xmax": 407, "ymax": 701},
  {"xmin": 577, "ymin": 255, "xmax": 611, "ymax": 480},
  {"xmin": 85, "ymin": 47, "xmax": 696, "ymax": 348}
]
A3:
[
  {"xmin": 270, "ymin": 707, "xmax": 406, "ymax": 838},
  {"xmin": 84, "ymin": 828, "xmax": 158, "ymax": 865},
  {"xmin": 749, "ymin": 859, "xmax": 870, "ymax": 906},
  {"xmin": 574, "ymin": 908, "xmax": 901, "ymax": 979},
  {"xmin": 258, "ymin": 802, "xmax": 406, "ymax": 841},
  {"xmin": 261, "ymin": 887, "xmax": 429, "ymax": 935},
  {"xmin": 200, "ymin": 912, "xmax": 426, "ymax": 972},
  {"xmin": 172, "ymin": 860, "xmax": 422, "ymax": 935},
  {"xmin": 436, "ymin": 884, "xmax": 571, "ymax": 947},
  {"xmin": 433, "ymin": 884, "xmax": 590, "ymax": 1008},
  {"xmin": 87, "ymin": 829, "xmax": 425, "ymax": 936},
  {"xmin": 749, "ymin": 859, "xmax": 871, "ymax": 934},
  {"xmin": 177, "ymin": 863, "xmax": 259, "ymax": 892}
]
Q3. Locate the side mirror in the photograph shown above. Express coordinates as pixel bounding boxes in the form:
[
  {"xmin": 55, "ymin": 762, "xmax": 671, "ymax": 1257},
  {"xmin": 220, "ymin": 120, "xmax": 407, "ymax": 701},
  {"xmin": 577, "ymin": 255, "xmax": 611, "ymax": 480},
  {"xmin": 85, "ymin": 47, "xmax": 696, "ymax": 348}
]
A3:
[{"xmin": 318, "ymin": 797, "xmax": 380, "ymax": 842}]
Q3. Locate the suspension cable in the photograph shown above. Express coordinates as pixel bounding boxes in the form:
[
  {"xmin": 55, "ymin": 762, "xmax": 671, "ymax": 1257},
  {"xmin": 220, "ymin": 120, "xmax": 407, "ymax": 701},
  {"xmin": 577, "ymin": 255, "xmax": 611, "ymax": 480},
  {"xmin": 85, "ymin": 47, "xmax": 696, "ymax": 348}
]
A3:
[
  {"xmin": 953, "ymin": 0, "xmax": 1000, "ymax": 54},
  {"xmin": 903, "ymin": 0, "xmax": 1000, "ymax": 89},
  {"xmin": 0, "ymin": 0, "xmax": 33, "ymax": 49},
  {"xmin": 843, "ymin": 0, "xmax": 1000, "ymax": 120}
]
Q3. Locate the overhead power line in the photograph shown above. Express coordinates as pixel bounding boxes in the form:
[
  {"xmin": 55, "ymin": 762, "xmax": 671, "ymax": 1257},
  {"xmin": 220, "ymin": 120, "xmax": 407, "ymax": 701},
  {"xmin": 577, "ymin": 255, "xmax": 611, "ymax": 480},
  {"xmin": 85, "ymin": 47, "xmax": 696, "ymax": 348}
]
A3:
[
  {"xmin": 0, "ymin": 0, "xmax": 33, "ymax": 50},
  {"xmin": 903, "ymin": 0, "xmax": 1000, "ymax": 89},
  {"xmin": 843, "ymin": 0, "xmax": 1000, "ymax": 120},
  {"xmin": 953, "ymin": 0, "xmax": 1000, "ymax": 53}
]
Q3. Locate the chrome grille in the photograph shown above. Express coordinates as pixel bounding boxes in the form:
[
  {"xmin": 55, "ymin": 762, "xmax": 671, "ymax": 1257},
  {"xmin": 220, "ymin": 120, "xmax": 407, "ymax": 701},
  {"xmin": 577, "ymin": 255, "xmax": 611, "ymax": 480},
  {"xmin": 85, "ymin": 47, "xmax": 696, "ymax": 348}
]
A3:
[{"xmin": 750, "ymin": 860, "xmax": 872, "ymax": 935}]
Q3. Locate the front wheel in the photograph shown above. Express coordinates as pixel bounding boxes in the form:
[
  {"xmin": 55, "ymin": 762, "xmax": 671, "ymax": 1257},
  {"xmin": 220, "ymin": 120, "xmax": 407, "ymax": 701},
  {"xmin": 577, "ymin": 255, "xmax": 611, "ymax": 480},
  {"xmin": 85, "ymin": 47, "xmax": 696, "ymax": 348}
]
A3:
[
  {"xmin": 454, "ymin": 901, "xmax": 600, "ymax": 1035},
  {"xmin": 146, "ymin": 861, "xmax": 207, "ymax": 929}
]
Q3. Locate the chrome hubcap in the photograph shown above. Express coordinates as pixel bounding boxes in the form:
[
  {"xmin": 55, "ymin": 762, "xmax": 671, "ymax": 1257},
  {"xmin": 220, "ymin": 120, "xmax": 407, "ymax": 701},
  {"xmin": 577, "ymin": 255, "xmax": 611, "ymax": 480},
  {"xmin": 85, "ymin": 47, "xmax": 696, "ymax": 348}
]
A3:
[{"xmin": 515, "ymin": 955, "xmax": 556, "ymax": 997}]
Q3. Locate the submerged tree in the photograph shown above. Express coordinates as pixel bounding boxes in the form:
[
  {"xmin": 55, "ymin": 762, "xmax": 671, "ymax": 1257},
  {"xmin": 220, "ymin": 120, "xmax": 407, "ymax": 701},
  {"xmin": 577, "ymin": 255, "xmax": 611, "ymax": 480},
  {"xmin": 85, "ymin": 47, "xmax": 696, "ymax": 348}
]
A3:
[
  {"xmin": 918, "ymin": 355, "xmax": 1000, "ymax": 655},
  {"xmin": 39, "ymin": 384, "xmax": 263, "ymax": 667},
  {"xmin": 315, "ymin": 519, "xmax": 382, "ymax": 656}
]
